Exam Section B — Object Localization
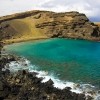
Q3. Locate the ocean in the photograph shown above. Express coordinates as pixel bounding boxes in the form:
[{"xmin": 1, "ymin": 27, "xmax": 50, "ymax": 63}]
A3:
[{"xmin": 5, "ymin": 38, "xmax": 100, "ymax": 99}]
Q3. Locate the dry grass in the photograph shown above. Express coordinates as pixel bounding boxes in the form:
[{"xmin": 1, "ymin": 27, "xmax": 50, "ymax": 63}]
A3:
[
  {"xmin": 8, "ymin": 17, "xmax": 47, "ymax": 38},
  {"xmin": 94, "ymin": 22, "xmax": 100, "ymax": 27},
  {"xmin": 2, "ymin": 14, "xmax": 50, "ymax": 44},
  {"xmin": 1, "ymin": 11, "xmax": 74, "ymax": 44}
]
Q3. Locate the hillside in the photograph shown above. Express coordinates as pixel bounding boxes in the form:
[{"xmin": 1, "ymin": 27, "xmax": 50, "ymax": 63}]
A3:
[
  {"xmin": 0, "ymin": 10, "xmax": 100, "ymax": 43},
  {"xmin": 94, "ymin": 22, "xmax": 100, "ymax": 27}
]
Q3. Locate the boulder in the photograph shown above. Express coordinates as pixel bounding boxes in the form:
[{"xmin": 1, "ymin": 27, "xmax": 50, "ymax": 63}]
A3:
[
  {"xmin": 0, "ymin": 81, "xmax": 4, "ymax": 91},
  {"xmin": 45, "ymin": 79, "xmax": 54, "ymax": 86}
]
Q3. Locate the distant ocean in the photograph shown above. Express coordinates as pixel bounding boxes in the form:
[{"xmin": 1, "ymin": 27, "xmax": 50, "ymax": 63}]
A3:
[{"xmin": 5, "ymin": 38, "xmax": 100, "ymax": 99}]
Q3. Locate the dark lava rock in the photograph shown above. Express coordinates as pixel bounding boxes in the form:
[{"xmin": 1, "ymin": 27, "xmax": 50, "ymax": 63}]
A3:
[
  {"xmin": 0, "ymin": 80, "xmax": 10, "ymax": 99},
  {"xmin": 0, "ymin": 54, "xmax": 93, "ymax": 100},
  {"xmin": 77, "ymin": 93, "xmax": 86, "ymax": 100},
  {"xmin": 0, "ymin": 81, "xmax": 4, "ymax": 91},
  {"xmin": 45, "ymin": 79, "xmax": 54, "ymax": 86}
]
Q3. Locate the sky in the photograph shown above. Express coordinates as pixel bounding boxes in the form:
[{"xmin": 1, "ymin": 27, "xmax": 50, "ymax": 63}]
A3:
[{"xmin": 0, "ymin": 0, "xmax": 100, "ymax": 21}]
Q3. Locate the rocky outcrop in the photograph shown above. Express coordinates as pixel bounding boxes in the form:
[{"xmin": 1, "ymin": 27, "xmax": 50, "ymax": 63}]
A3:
[
  {"xmin": 35, "ymin": 12, "xmax": 100, "ymax": 40},
  {"xmin": 0, "ymin": 10, "xmax": 100, "ymax": 41},
  {"xmin": 0, "ymin": 55, "xmax": 94, "ymax": 100},
  {"xmin": 0, "ymin": 34, "xmax": 3, "ymax": 56}
]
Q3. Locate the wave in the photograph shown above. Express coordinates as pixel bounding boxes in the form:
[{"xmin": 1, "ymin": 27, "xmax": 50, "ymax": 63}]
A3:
[{"xmin": 3, "ymin": 57, "xmax": 100, "ymax": 100}]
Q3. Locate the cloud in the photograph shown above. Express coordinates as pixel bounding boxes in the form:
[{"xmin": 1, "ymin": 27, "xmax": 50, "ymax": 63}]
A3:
[
  {"xmin": 0, "ymin": 0, "xmax": 51, "ymax": 16},
  {"xmin": 39, "ymin": 0, "xmax": 100, "ymax": 19},
  {"xmin": 0, "ymin": 0, "xmax": 100, "ymax": 21}
]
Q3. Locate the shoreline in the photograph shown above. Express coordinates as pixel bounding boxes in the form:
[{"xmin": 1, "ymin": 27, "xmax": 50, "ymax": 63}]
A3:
[
  {"xmin": 2, "ymin": 36, "xmax": 50, "ymax": 45},
  {"xmin": 0, "ymin": 54, "xmax": 100, "ymax": 100},
  {"xmin": 1, "ymin": 38, "xmax": 100, "ymax": 100},
  {"xmin": 2, "ymin": 36, "xmax": 100, "ymax": 46},
  {"xmin": 9, "ymin": 55, "xmax": 100, "ymax": 98},
  {"xmin": 0, "ymin": 54, "xmax": 87, "ymax": 100}
]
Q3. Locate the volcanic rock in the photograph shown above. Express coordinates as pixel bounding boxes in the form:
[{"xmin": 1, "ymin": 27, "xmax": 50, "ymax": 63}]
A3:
[{"xmin": 0, "ymin": 10, "xmax": 100, "ymax": 41}]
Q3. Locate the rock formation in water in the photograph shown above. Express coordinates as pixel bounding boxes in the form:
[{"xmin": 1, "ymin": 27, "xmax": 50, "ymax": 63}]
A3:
[{"xmin": 0, "ymin": 10, "xmax": 100, "ymax": 42}]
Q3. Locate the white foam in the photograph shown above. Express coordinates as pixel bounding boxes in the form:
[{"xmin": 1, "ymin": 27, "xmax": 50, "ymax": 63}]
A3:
[
  {"xmin": 4, "ymin": 58, "xmax": 100, "ymax": 100},
  {"xmin": 30, "ymin": 69, "xmax": 83, "ymax": 93},
  {"xmin": 30, "ymin": 69, "xmax": 100, "ymax": 100},
  {"xmin": 4, "ymin": 58, "xmax": 29, "ymax": 72}
]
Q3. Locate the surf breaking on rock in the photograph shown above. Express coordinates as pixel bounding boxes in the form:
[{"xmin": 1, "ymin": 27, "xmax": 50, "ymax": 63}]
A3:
[{"xmin": 3, "ymin": 56, "xmax": 100, "ymax": 100}]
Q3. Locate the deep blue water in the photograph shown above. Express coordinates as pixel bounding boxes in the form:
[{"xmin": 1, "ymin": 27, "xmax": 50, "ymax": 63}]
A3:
[{"xmin": 5, "ymin": 38, "xmax": 100, "ymax": 87}]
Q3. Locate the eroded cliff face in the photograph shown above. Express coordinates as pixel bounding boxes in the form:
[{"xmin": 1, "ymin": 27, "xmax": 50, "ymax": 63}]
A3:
[
  {"xmin": 35, "ymin": 11, "xmax": 100, "ymax": 40},
  {"xmin": 0, "ymin": 10, "xmax": 100, "ymax": 41}
]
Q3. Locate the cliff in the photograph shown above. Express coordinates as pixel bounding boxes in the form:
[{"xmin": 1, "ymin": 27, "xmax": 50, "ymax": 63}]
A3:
[{"xmin": 0, "ymin": 10, "xmax": 100, "ymax": 43}]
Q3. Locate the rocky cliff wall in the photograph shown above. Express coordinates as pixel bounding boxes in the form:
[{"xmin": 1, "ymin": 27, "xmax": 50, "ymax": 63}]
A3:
[{"xmin": 0, "ymin": 10, "xmax": 100, "ymax": 41}]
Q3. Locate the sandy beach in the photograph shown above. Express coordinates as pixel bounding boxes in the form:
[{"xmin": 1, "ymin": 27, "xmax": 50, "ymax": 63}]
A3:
[{"xmin": 2, "ymin": 36, "xmax": 50, "ymax": 45}]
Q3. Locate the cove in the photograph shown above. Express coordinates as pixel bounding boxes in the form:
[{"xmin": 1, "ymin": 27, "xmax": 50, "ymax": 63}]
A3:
[{"xmin": 5, "ymin": 38, "xmax": 100, "ymax": 88}]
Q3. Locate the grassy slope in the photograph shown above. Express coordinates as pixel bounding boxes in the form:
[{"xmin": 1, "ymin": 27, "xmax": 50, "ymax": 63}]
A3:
[
  {"xmin": 2, "ymin": 14, "xmax": 50, "ymax": 44},
  {"xmin": 2, "ymin": 11, "xmax": 74, "ymax": 44}
]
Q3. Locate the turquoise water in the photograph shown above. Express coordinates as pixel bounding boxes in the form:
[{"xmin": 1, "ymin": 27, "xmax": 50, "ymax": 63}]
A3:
[{"xmin": 6, "ymin": 38, "xmax": 100, "ymax": 88}]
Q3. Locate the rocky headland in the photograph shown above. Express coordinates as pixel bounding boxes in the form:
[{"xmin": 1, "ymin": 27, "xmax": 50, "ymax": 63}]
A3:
[
  {"xmin": 0, "ymin": 10, "xmax": 100, "ymax": 44},
  {"xmin": 0, "ymin": 54, "xmax": 94, "ymax": 100}
]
